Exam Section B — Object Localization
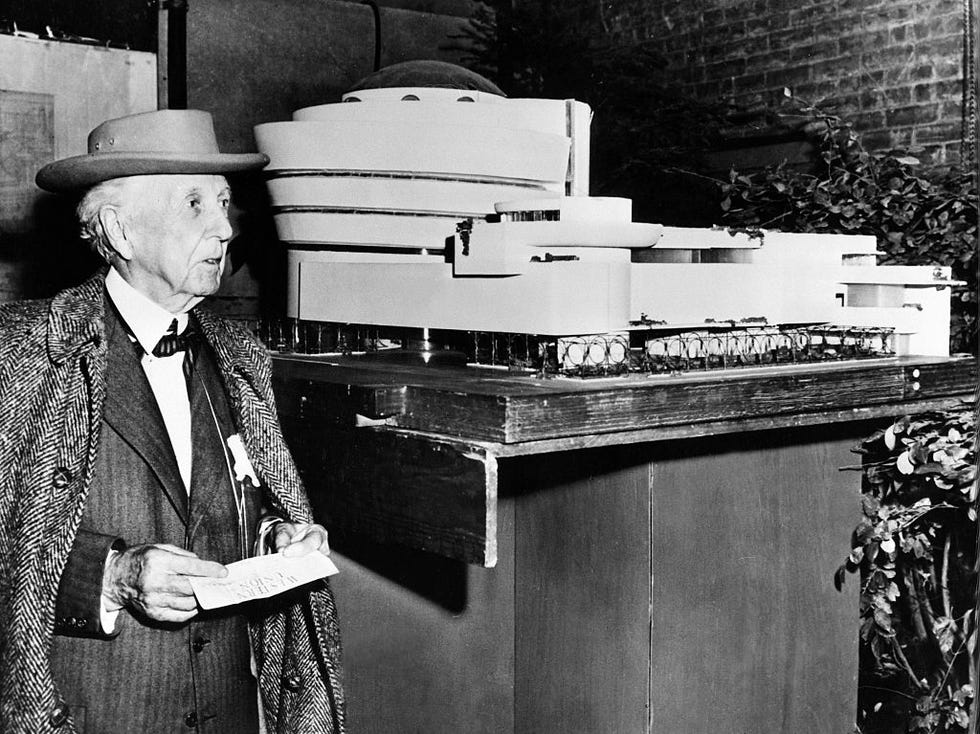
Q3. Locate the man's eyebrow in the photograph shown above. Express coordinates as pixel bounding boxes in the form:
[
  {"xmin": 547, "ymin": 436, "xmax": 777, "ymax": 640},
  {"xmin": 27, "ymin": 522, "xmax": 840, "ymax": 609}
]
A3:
[{"xmin": 177, "ymin": 185, "xmax": 231, "ymax": 198}]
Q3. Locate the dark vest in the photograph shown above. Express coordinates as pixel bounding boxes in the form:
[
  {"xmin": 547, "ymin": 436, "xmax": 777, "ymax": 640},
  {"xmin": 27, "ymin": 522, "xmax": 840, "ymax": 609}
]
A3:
[{"xmin": 49, "ymin": 304, "xmax": 262, "ymax": 734}]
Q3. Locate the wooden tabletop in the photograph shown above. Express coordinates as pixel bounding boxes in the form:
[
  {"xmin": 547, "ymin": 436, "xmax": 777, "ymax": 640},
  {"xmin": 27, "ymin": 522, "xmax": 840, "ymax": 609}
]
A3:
[{"xmin": 272, "ymin": 353, "xmax": 976, "ymax": 454}]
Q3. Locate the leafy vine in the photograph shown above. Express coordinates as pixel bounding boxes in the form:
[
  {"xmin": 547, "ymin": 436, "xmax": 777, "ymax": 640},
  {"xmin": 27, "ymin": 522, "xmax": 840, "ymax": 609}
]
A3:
[
  {"xmin": 837, "ymin": 406, "xmax": 977, "ymax": 733},
  {"xmin": 717, "ymin": 103, "xmax": 977, "ymax": 355}
]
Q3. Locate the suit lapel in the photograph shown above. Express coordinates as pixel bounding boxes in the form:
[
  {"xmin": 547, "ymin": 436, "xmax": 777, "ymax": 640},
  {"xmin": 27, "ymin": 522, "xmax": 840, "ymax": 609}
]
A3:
[
  {"xmin": 195, "ymin": 309, "xmax": 315, "ymax": 525},
  {"xmin": 102, "ymin": 299, "xmax": 189, "ymax": 523}
]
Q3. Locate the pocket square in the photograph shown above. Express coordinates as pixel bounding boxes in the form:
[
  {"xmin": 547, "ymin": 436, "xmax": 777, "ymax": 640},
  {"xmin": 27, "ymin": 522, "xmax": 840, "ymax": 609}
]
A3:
[{"xmin": 226, "ymin": 434, "xmax": 259, "ymax": 485}]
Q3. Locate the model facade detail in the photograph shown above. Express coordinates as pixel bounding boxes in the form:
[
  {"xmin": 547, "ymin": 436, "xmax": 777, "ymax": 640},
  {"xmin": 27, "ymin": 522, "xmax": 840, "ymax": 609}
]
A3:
[{"xmin": 255, "ymin": 88, "xmax": 958, "ymax": 367}]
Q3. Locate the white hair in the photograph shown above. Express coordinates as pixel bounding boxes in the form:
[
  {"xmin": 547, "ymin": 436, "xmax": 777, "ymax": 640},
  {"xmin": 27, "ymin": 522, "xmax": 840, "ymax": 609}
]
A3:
[{"xmin": 75, "ymin": 178, "xmax": 135, "ymax": 263}]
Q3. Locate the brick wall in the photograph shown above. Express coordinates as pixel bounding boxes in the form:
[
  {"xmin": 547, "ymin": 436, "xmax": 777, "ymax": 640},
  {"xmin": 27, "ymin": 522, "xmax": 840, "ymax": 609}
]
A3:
[{"xmin": 608, "ymin": 0, "xmax": 970, "ymax": 167}]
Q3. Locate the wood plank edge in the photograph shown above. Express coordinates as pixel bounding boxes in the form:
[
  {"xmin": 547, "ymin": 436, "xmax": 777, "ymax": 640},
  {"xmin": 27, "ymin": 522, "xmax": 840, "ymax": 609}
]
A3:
[
  {"xmin": 371, "ymin": 394, "xmax": 975, "ymax": 457},
  {"xmin": 483, "ymin": 452, "xmax": 498, "ymax": 568}
]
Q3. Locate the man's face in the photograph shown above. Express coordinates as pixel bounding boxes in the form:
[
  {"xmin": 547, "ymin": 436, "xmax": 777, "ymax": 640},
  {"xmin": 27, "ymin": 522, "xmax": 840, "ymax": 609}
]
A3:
[{"xmin": 119, "ymin": 174, "xmax": 233, "ymax": 312}]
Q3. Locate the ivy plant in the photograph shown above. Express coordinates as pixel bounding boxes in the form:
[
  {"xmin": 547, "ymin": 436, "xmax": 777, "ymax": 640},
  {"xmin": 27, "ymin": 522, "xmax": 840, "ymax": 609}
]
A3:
[
  {"xmin": 836, "ymin": 405, "xmax": 976, "ymax": 733},
  {"xmin": 717, "ymin": 104, "xmax": 977, "ymax": 355}
]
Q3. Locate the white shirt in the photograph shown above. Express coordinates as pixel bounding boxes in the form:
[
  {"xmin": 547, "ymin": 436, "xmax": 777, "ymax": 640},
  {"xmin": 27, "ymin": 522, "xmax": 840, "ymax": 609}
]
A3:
[
  {"xmin": 105, "ymin": 268, "xmax": 193, "ymax": 492},
  {"xmin": 100, "ymin": 269, "xmax": 198, "ymax": 630}
]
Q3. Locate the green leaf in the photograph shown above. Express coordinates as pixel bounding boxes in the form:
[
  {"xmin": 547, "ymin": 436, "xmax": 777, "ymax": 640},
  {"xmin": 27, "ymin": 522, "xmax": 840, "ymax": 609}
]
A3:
[
  {"xmin": 952, "ymin": 685, "xmax": 974, "ymax": 705},
  {"xmin": 872, "ymin": 608, "xmax": 893, "ymax": 633},
  {"xmin": 932, "ymin": 616, "xmax": 957, "ymax": 654},
  {"xmin": 951, "ymin": 707, "xmax": 969, "ymax": 727},
  {"xmin": 861, "ymin": 495, "xmax": 881, "ymax": 517},
  {"xmin": 884, "ymin": 581, "xmax": 900, "ymax": 601}
]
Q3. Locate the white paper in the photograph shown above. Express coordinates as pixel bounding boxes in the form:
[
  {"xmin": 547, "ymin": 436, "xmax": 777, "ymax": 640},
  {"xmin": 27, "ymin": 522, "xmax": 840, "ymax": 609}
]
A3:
[
  {"xmin": 226, "ymin": 434, "xmax": 259, "ymax": 485},
  {"xmin": 189, "ymin": 552, "xmax": 338, "ymax": 610}
]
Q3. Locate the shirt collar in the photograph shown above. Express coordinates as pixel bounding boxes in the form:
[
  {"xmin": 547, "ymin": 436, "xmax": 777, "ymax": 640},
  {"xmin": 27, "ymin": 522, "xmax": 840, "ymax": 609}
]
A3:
[{"xmin": 105, "ymin": 268, "xmax": 189, "ymax": 355}]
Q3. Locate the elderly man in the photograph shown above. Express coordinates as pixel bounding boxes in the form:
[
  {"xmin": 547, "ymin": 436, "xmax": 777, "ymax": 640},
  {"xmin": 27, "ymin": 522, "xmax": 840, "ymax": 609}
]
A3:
[{"xmin": 0, "ymin": 110, "xmax": 344, "ymax": 733}]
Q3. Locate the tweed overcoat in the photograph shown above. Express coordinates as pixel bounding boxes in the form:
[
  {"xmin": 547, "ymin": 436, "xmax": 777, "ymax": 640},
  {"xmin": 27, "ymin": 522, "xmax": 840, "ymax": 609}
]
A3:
[{"xmin": 0, "ymin": 272, "xmax": 345, "ymax": 734}]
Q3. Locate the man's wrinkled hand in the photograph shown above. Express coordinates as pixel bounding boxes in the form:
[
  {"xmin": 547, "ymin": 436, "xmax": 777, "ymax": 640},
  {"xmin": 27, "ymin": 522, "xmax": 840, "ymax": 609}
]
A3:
[
  {"xmin": 273, "ymin": 523, "xmax": 330, "ymax": 558},
  {"xmin": 103, "ymin": 543, "xmax": 227, "ymax": 623}
]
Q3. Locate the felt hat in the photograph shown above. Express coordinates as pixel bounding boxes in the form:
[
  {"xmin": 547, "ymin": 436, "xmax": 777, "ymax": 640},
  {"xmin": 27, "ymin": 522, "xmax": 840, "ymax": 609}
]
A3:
[{"xmin": 36, "ymin": 109, "xmax": 269, "ymax": 192}]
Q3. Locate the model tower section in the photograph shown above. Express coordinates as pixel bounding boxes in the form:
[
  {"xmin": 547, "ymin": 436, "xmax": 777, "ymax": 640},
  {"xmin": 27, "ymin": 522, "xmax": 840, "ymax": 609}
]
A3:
[{"xmin": 254, "ymin": 87, "xmax": 592, "ymax": 322}]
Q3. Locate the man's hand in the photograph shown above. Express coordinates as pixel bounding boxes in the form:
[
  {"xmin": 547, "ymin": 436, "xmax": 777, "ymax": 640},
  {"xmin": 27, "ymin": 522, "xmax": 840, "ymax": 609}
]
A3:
[
  {"xmin": 103, "ymin": 543, "xmax": 227, "ymax": 623},
  {"xmin": 273, "ymin": 523, "xmax": 331, "ymax": 558}
]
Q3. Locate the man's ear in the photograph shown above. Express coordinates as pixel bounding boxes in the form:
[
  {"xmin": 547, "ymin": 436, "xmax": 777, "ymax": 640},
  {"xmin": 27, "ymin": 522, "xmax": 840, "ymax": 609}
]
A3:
[{"xmin": 98, "ymin": 206, "xmax": 134, "ymax": 261}]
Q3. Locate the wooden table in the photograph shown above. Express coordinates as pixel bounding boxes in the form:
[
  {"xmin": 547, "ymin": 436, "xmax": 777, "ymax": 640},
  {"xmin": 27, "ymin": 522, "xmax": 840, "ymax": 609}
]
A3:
[{"xmin": 273, "ymin": 354, "xmax": 975, "ymax": 734}]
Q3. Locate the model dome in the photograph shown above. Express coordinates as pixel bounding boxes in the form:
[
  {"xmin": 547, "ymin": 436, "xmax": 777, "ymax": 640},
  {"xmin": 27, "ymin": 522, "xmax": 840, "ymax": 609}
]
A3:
[{"xmin": 346, "ymin": 60, "xmax": 505, "ymax": 96}]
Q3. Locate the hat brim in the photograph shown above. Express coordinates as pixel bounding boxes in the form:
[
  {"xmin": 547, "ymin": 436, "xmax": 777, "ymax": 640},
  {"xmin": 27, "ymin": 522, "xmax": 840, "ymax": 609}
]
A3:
[{"xmin": 36, "ymin": 151, "xmax": 270, "ymax": 192}]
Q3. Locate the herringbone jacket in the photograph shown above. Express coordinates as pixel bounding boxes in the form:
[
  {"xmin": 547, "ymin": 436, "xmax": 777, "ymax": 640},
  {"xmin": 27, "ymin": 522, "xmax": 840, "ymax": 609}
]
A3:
[{"xmin": 0, "ymin": 271, "xmax": 345, "ymax": 733}]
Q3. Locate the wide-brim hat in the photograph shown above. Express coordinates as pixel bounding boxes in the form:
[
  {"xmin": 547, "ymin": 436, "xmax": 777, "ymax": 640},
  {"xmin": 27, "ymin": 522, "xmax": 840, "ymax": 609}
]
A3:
[{"xmin": 36, "ymin": 109, "xmax": 269, "ymax": 192}]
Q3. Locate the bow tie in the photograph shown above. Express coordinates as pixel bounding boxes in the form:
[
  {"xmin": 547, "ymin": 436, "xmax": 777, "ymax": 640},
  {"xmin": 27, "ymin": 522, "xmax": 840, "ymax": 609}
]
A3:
[{"xmin": 152, "ymin": 319, "xmax": 200, "ymax": 358}]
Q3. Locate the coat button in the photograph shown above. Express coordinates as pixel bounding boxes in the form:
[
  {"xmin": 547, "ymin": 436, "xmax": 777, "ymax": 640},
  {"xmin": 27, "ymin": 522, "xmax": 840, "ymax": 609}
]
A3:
[
  {"xmin": 284, "ymin": 673, "xmax": 303, "ymax": 692},
  {"xmin": 184, "ymin": 711, "xmax": 198, "ymax": 728},
  {"xmin": 52, "ymin": 467, "xmax": 72, "ymax": 488},
  {"xmin": 48, "ymin": 701, "xmax": 69, "ymax": 727}
]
